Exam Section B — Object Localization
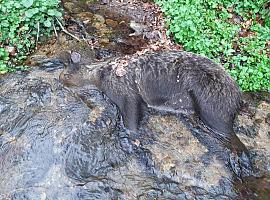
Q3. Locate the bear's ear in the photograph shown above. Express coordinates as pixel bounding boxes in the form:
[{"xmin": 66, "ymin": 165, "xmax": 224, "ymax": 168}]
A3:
[
  {"xmin": 70, "ymin": 51, "xmax": 81, "ymax": 64},
  {"xmin": 58, "ymin": 50, "xmax": 71, "ymax": 66}
]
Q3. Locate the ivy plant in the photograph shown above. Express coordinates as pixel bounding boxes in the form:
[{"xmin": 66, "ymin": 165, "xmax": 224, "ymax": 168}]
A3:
[
  {"xmin": 156, "ymin": 0, "xmax": 270, "ymax": 91},
  {"xmin": 0, "ymin": 0, "xmax": 62, "ymax": 73}
]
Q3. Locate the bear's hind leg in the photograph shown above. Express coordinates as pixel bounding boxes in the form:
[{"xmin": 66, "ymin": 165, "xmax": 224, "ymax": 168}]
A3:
[{"xmin": 190, "ymin": 90, "xmax": 254, "ymax": 179}]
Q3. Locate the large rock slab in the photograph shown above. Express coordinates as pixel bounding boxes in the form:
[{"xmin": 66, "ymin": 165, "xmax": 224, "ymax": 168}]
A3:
[{"xmin": 0, "ymin": 61, "xmax": 269, "ymax": 199}]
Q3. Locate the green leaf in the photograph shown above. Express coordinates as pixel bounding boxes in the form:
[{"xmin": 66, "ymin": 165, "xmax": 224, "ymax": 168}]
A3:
[
  {"xmin": 47, "ymin": 9, "xmax": 62, "ymax": 17},
  {"xmin": 22, "ymin": 0, "xmax": 34, "ymax": 8},
  {"xmin": 43, "ymin": 19, "xmax": 52, "ymax": 27},
  {"xmin": 1, "ymin": 20, "xmax": 9, "ymax": 27},
  {"xmin": 25, "ymin": 8, "xmax": 38, "ymax": 18}
]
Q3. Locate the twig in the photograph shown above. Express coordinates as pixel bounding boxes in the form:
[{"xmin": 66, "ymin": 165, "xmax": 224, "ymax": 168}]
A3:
[
  {"xmin": 36, "ymin": 22, "xmax": 40, "ymax": 49},
  {"xmin": 53, "ymin": 21, "xmax": 58, "ymax": 38},
  {"xmin": 55, "ymin": 17, "xmax": 81, "ymax": 42}
]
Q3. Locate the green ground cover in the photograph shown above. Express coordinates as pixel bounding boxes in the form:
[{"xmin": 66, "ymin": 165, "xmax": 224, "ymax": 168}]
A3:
[
  {"xmin": 0, "ymin": 0, "xmax": 62, "ymax": 73},
  {"xmin": 156, "ymin": 0, "xmax": 270, "ymax": 91}
]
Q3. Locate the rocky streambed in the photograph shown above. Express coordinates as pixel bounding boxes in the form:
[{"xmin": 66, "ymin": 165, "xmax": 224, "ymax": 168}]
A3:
[{"xmin": 0, "ymin": 0, "xmax": 269, "ymax": 199}]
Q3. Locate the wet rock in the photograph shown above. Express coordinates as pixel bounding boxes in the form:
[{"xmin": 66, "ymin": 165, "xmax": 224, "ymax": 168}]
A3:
[
  {"xmin": 93, "ymin": 14, "xmax": 106, "ymax": 26},
  {"xmin": 75, "ymin": 12, "xmax": 94, "ymax": 24},
  {"xmin": 237, "ymin": 100, "xmax": 270, "ymax": 175},
  {"xmin": 129, "ymin": 20, "xmax": 150, "ymax": 36},
  {"xmin": 99, "ymin": 38, "xmax": 110, "ymax": 45},
  {"xmin": 100, "ymin": 0, "xmax": 109, "ymax": 5},
  {"xmin": 266, "ymin": 113, "xmax": 270, "ymax": 125},
  {"xmin": 27, "ymin": 54, "xmax": 49, "ymax": 65},
  {"xmin": 33, "ymin": 0, "xmax": 153, "ymax": 65},
  {"xmin": 0, "ymin": 58, "xmax": 269, "ymax": 199},
  {"xmin": 95, "ymin": 49, "xmax": 113, "ymax": 60},
  {"xmin": 64, "ymin": 2, "xmax": 81, "ymax": 14},
  {"xmin": 105, "ymin": 19, "xmax": 118, "ymax": 28},
  {"xmin": 145, "ymin": 115, "xmax": 232, "ymax": 191}
]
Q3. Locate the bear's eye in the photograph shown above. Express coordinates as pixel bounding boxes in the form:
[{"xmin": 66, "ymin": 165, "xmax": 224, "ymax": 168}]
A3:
[{"xmin": 64, "ymin": 74, "xmax": 72, "ymax": 79}]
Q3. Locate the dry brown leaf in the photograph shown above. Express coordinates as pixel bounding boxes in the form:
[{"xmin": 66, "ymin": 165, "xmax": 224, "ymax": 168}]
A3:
[{"xmin": 115, "ymin": 66, "xmax": 127, "ymax": 76}]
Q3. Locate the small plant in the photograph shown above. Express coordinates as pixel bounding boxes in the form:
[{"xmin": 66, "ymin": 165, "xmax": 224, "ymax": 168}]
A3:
[
  {"xmin": 156, "ymin": 0, "xmax": 270, "ymax": 91},
  {"xmin": 0, "ymin": 47, "xmax": 9, "ymax": 73},
  {"xmin": 0, "ymin": 0, "xmax": 62, "ymax": 73}
]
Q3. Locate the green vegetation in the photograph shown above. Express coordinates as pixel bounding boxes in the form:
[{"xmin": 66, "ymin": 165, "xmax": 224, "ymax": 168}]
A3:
[
  {"xmin": 0, "ymin": 0, "xmax": 62, "ymax": 73},
  {"xmin": 156, "ymin": 0, "xmax": 270, "ymax": 91}
]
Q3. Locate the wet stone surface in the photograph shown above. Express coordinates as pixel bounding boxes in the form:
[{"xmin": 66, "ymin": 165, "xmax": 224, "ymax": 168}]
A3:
[
  {"xmin": 27, "ymin": 0, "xmax": 167, "ymax": 67},
  {"xmin": 61, "ymin": 0, "xmax": 152, "ymax": 57},
  {"xmin": 0, "ymin": 61, "xmax": 269, "ymax": 199}
]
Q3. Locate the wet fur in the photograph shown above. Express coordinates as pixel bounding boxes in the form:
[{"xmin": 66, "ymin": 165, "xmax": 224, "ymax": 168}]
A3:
[
  {"xmin": 60, "ymin": 51, "xmax": 252, "ymax": 169},
  {"xmin": 61, "ymin": 51, "xmax": 242, "ymax": 133},
  {"xmin": 60, "ymin": 50, "xmax": 254, "ymax": 177}
]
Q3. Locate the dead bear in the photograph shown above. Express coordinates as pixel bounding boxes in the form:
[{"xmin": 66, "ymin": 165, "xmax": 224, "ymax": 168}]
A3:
[{"xmin": 59, "ymin": 50, "xmax": 253, "ymax": 179}]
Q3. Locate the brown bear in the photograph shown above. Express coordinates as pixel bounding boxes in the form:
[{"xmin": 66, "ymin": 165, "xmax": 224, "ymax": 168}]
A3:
[{"xmin": 60, "ymin": 50, "xmax": 253, "ymax": 179}]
